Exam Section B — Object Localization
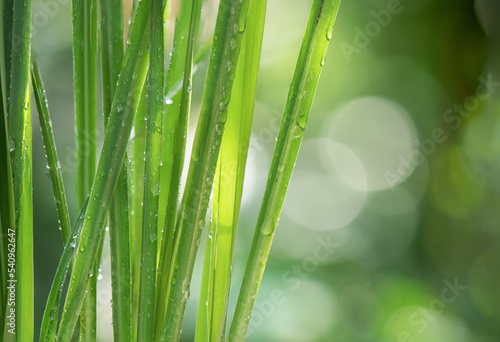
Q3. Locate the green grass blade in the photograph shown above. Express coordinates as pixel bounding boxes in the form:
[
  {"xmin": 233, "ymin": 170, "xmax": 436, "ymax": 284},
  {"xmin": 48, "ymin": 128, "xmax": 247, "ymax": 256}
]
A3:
[
  {"xmin": 108, "ymin": 168, "xmax": 132, "ymax": 342},
  {"xmin": 195, "ymin": 228, "xmax": 212, "ymax": 342},
  {"xmin": 39, "ymin": 199, "xmax": 88, "ymax": 342},
  {"xmin": 4, "ymin": 0, "xmax": 33, "ymax": 340},
  {"xmin": 162, "ymin": 42, "xmax": 212, "ymax": 103},
  {"xmin": 100, "ymin": 0, "xmax": 124, "ymax": 126},
  {"xmin": 0, "ymin": 10, "xmax": 15, "ymax": 338},
  {"xmin": 129, "ymin": 15, "xmax": 209, "ymax": 342},
  {"xmin": 99, "ymin": 1, "xmax": 133, "ymax": 341},
  {"xmin": 71, "ymin": 0, "xmax": 99, "ymax": 338},
  {"xmin": 136, "ymin": 0, "xmax": 164, "ymax": 339},
  {"xmin": 55, "ymin": 0, "xmax": 152, "ymax": 339},
  {"xmin": 72, "ymin": 0, "xmax": 98, "ymax": 217},
  {"xmin": 157, "ymin": 0, "xmax": 201, "ymax": 255},
  {"xmin": 195, "ymin": 1, "xmax": 266, "ymax": 340},
  {"xmin": 0, "ymin": 81, "xmax": 13, "ymax": 341},
  {"xmin": 228, "ymin": 1, "xmax": 342, "ymax": 340},
  {"xmin": 0, "ymin": 78, "xmax": 15, "ymax": 342},
  {"xmin": 157, "ymin": 0, "xmax": 192, "ymax": 264},
  {"xmin": 154, "ymin": 0, "xmax": 202, "ymax": 338},
  {"xmin": 160, "ymin": 0, "xmax": 252, "ymax": 340},
  {"xmin": 31, "ymin": 60, "xmax": 72, "ymax": 244},
  {"xmin": 129, "ymin": 80, "xmax": 147, "ymax": 342},
  {"xmin": 2, "ymin": 0, "xmax": 13, "ymax": 99}
]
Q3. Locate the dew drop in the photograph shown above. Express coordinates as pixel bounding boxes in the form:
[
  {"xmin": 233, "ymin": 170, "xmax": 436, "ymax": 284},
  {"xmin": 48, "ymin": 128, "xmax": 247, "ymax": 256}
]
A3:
[
  {"xmin": 150, "ymin": 233, "xmax": 157, "ymax": 243},
  {"xmin": 152, "ymin": 182, "xmax": 160, "ymax": 196},
  {"xmin": 297, "ymin": 114, "xmax": 307, "ymax": 130},
  {"xmin": 326, "ymin": 24, "xmax": 334, "ymax": 41}
]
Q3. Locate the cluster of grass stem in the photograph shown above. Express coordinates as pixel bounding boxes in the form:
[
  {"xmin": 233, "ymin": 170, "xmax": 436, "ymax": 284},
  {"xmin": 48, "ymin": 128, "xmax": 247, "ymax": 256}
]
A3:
[{"xmin": 0, "ymin": 0, "xmax": 342, "ymax": 341}]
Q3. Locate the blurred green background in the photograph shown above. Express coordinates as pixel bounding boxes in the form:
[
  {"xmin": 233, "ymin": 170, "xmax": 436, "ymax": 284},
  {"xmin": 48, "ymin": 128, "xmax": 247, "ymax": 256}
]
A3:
[{"xmin": 31, "ymin": 0, "xmax": 500, "ymax": 341}]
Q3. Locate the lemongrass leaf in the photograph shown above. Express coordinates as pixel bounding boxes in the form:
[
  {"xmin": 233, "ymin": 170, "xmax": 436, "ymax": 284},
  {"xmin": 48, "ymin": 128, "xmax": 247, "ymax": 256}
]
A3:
[
  {"xmin": 5, "ymin": 0, "xmax": 33, "ymax": 340},
  {"xmin": 129, "ymin": 78, "xmax": 147, "ymax": 342},
  {"xmin": 154, "ymin": 0, "xmax": 202, "ymax": 338},
  {"xmin": 55, "ymin": 0, "xmax": 152, "ymax": 338},
  {"xmin": 196, "ymin": 1, "xmax": 267, "ymax": 340},
  {"xmin": 99, "ymin": 0, "xmax": 133, "ymax": 340},
  {"xmin": 31, "ymin": 60, "xmax": 72, "ymax": 244},
  {"xmin": 136, "ymin": 0, "xmax": 164, "ymax": 338},
  {"xmin": 161, "ymin": 0, "xmax": 252, "ymax": 339},
  {"xmin": 228, "ymin": 1, "xmax": 342, "ymax": 340},
  {"xmin": 0, "ymin": 10, "xmax": 16, "ymax": 338},
  {"xmin": 72, "ymin": 0, "xmax": 98, "ymax": 216},
  {"xmin": 0, "ymin": 81, "xmax": 11, "ymax": 340},
  {"xmin": 100, "ymin": 0, "xmax": 124, "ymax": 126},
  {"xmin": 71, "ymin": 0, "xmax": 99, "ymax": 337},
  {"xmin": 39, "ymin": 198, "xmax": 88, "ymax": 342}
]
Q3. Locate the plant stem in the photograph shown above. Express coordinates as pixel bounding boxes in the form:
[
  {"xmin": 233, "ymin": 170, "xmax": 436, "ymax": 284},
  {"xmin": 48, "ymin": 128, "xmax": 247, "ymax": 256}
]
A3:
[
  {"xmin": 157, "ymin": 0, "xmax": 198, "ymax": 257},
  {"xmin": 3, "ymin": 0, "xmax": 33, "ymax": 340},
  {"xmin": 72, "ymin": 0, "xmax": 99, "ymax": 338},
  {"xmin": 136, "ymin": 0, "xmax": 164, "ymax": 338},
  {"xmin": 31, "ymin": 60, "xmax": 72, "ymax": 244},
  {"xmin": 228, "ymin": 1, "xmax": 342, "ymax": 340},
  {"xmin": 100, "ymin": 0, "xmax": 124, "ymax": 128},
  {"xmin": 56, "ymin": 0, "xmax": 152, "ymax": 338},
  {"xmin": 100, "ymin": 0, "xmax": 132, "ymax": 341},
  {"xmin": 129, "ymin": 79, "xmax": 147, "ymax": 342},
  {"xmin": 0, "ymin": 8, "xmax": 16, "ymax": 338},
  {"xmin": 154, "ymin": 0, "xmax": 201, "ymax": 338},
  {"xmin": 195, "ymin": 1, "xmax": 267, "ymax": 340},
  {"xmin": 39, "ymin": 198, "xmax": 88, "ymax": 342},
  {"xmin": 160, "ymin": 0, "xmax": 252, "ymax": 340}
]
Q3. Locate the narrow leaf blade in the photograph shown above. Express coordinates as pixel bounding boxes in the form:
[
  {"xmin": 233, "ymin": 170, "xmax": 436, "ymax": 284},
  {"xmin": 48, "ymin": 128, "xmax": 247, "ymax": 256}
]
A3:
[
  {"xmin": 196, "ymin": 0, "xmax": 267, "ymax": 340},
  {"xmin": 228, "ymin": 1, "xmax": 342, "ymax": 340}
]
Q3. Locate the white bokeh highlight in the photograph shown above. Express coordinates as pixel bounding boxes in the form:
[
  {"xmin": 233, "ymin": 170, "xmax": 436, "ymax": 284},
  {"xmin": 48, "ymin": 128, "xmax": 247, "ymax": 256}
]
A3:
[{"xmin": 326, "ymin": 96, "xmax": 418, "ymax": 191}]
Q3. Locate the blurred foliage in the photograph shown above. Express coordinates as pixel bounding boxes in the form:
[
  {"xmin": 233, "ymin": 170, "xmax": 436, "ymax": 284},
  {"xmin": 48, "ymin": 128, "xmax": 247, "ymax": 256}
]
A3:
[{"xmin": 30, "ymin": 0, "xmax": 500, "ymax": 341}]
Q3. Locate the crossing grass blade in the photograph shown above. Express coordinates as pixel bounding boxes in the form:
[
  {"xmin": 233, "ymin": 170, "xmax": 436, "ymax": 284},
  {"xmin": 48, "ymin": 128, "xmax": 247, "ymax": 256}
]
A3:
[
  {"xmin": 228, "ymin": 1, "xmax": 342, "ymax": 340},
  {"xmin": 195, "ymin": 1, "xmax": 267, "ymax": 340},
  {"xmin": 157, "ymin": 0, "xmax": 196, "ymax": 263},
  {"xmin": 2, "ymin": 0, "xmax": 33, "ymax": 340},
  {"xmin": 154, "ymin": 0, "xmax": 202, "ymax": 338},
  {"xmin": 160, "ymin": 0, "xmax": 252, "ymax": 340},
  {"xmin": 157, "ymin": 0, "xmax": 204, "ymax": 249},
  {"xmin": 136, "ymin": 0, "xmax": 164, "ymax": 338},
  {"xmin": 39, "ymin": 198, "xmax": 88, "ymax": 342},
  {"xmin": 99, "ymin": 0, "xmax": 133, "ymax": 340},
  {"xmin": 31, "ymin": 60, "xmax": 72, "ymax": 244},
  {"xmin": 130, "ymin": 44, "xmax": 208, "ymax": 342},
  {"xmin": 55, "ymin": 0, "xmax": 152, "ymax": 339}
]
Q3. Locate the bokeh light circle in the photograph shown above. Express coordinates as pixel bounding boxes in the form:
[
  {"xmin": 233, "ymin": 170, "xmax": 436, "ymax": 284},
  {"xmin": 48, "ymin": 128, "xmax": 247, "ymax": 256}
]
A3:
[
  {"xmin": 283, "ymin": 138, "xmax": 367, "ymax": 231},
  {"xmin": 326, "ymin": 96, "xmax": 418, "ymax": 191}
]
